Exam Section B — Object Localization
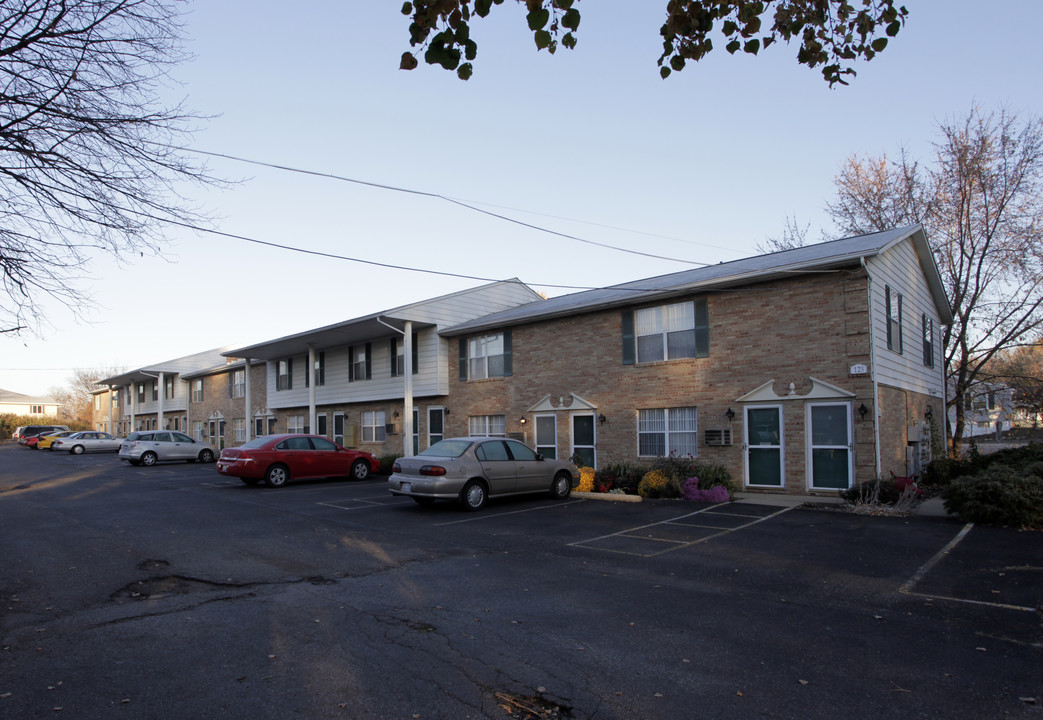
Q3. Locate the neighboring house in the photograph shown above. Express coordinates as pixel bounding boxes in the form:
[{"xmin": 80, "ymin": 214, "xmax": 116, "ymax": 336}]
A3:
[
  {"xmin": 181, "ymin": 359, "xmax": 267, "ymax": 450},
  {"xmin": 221, "ymin": 280, "xmax": 545, "ymax": 455},
  {"xmin": 950, "ymin": 381, "xmax": 1015, "ymax": 438},
  {"xmin": 96, "ymin": 347, "xmax": 241, "ymax": 436},
  {"xmin": 440, "ymin": 225, "xmax": 952, "ymax": 494},
  {"xmin": 0, "ymin": 388, "xmax": 60, "ymax": 417}
]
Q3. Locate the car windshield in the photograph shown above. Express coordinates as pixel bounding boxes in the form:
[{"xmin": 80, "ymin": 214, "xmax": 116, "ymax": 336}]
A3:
[{"xmin": 419, "ymin": 439, "xmax": 472, "ymax": 458}]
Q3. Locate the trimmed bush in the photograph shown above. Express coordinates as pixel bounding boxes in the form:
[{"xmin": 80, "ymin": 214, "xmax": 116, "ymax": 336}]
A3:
[
  {"xmin": 377, "ymin": 454, "xmax": 401, "ymax": 476},
  {"xmin": 576, "ymin": 467, "xmax": 595, "ymax": 493},
  {"xmin": 638, "ymin": 470, "xmax": 675, "ymax": 498},
  {"xmin": 942, "ymin": 464, "xmax": 1043, "ymax": 529},
  {"xmin": 682, "ymin": 479, "xmax": 730, "ymax": 503}
]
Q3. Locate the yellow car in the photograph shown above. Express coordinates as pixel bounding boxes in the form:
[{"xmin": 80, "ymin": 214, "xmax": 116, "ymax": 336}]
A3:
[{"xmin": 36, "ymin": 430, "xmax": 78, "ymax": 450}]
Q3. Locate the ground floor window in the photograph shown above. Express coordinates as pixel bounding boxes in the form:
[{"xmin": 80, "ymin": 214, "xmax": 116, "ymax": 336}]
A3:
[
  {"xmin": 288, "ymin": 415, "xmax": 306, "ymax": 434},
  {"xmin": 362, "ymin": 410, "xmax": 386, "ymax": 443},
  {"xmin": 469, "ymin": 414, "xmax": 506, "ymax": 437},
  {"xmin": 233, "ymin": 418, "xmax": 246, "ymax": 443},
  {"xmin": 637, "ymin": 407, "xmax": 698, "ymax": 457}
]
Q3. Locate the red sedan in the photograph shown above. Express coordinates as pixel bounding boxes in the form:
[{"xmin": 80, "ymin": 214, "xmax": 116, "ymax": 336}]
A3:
[{"xmin": 216, "ymin": 434, "xmax": 380, "ymax": 488}]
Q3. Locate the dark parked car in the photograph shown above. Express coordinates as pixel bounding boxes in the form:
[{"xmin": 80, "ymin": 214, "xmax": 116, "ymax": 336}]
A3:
[
  {"xmin": 17, "ymin": 425, "xmax": 69, "ymax": 445},
  {"xmin": 388, "ymin": 437, "xmax": 579, "ymax": 511},
  {"xmin": 216, "ymin": 434, "xmax": 380, "ymax": 488}
]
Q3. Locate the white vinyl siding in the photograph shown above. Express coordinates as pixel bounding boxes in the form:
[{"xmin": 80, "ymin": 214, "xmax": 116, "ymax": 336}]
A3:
[{"xmin": 866, "ymin": 241, "xmax": 946, "ymax": 397}]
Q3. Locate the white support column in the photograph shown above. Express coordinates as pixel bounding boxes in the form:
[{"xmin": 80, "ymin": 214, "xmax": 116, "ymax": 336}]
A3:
[
  {"xmin": 128, "ymin": 383, "xmax": 136, "ymax": 431},
  {"xmin": 157, "ymin": 372, "xmax": 165, "ymax": 430},
  {"xmin": 107, "ymin": 386, "xmax": 114, "ymax": 435},
  {"xmin": 307, "ymin": 345, "xmax": 317, "ymax": 435},
  {"xmin": 403, "ymin": 321, "xmax": 414, "ymax": 457},
  {"xmin": 243, "ymin": 359, "xmax": 253, "ymax": 440}
]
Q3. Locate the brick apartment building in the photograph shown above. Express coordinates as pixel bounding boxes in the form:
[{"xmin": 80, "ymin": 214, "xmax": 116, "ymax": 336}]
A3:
[
  {"xmin": 91, "ymin": 225, "xmax": 951, "ymax": 494},
  {"xmin": 440, "ymin": 225, "xmax": 951, "ymax": 494}
]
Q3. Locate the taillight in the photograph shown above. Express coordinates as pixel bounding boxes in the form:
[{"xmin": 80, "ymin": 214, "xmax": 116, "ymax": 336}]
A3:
[
  {"xmin": 420, "ymin": 465, "xmax": 446, "ymax": 476},
  {"xmin": 392, "ymin": 462, "xmax": 401, "ymax": 474}
]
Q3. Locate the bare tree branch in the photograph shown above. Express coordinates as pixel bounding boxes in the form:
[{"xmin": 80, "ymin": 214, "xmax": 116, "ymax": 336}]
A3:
[{"xmin": 0, "ymin": 0, "xmax": 222, "ymax": 336}]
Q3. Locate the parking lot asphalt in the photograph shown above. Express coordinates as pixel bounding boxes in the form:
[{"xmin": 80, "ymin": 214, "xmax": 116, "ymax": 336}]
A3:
[{"xmin": 0, "ymin": 443, "xmax": 1040, "ymax": 720}]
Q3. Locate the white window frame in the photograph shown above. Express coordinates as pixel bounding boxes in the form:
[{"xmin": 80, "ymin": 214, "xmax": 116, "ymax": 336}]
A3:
[
  {"xmin": 636, "ymin": 301, "xmax": 697, "ymax": 364},
  {"xmin": 636, "ymin": 407, "xmax": 698, "ymax": 457},
  {"xmin": 362, "ymin": 410, "xmax": 386, "ymax": 443},
  {"xmin": 468, "ymin": 414, "xmax": 506, "ymax": 437},
  {"xmin": 288, "ymin": 415, "xmax": 306, "ymax": 434},
  {"xmin": 231, "ymin": 369, "xmax": 246, "ymax": 398},
  {"xmin": 468, "ymin": 333, "xmax": 505, "ymax": 379},
  {"xmin": 191, "ymin": 379, "xmax": 204, "ymax": 403}
]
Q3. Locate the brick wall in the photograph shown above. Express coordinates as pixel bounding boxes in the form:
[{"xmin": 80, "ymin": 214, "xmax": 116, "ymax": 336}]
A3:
[{"xmin": 448, "ymin": 270, "xmax": 882, "ymax": 494}]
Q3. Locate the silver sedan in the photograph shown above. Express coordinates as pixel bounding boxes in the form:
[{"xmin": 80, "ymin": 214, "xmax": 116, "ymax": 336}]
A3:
[
  {"xmin": 53, "ymin": 431, "xmax": 124, "ymax": 454},
  {"xmin": 388, "ymin": 437, "xmax": 579, "ymax": 511}
]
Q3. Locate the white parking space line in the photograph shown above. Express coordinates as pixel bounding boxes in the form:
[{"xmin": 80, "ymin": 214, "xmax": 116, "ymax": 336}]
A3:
[
  {"xmin": 570, "ymin": 504, "xmax": 797, "ymax": 557},
  {"xmin": 434, "ymin": 499, "xmax": 586, "ymax": 526},
  {"xmin": 899, "ymin": 523, "xmax": 1038, "ymax": 614}
]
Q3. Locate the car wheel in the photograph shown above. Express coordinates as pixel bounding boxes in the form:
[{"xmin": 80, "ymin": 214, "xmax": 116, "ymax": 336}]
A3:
[
  {"xmin": 240, "ymin": 477, "xmax": 261, "ymax": 486},
  {"xmin": 412, "ymin": 496, "xmax": 435, "ymax": 506},
  {"xmin": 141, "ymin": 452, "xmax": 158, "ymax": 467},
  {"xmin": 71, "ymin": 445, "xmax": 85, "ymax": 455},
  {"xmin": 264, "ymin": 464, "xmax": 289, "ymax": 488},
  {"xmin": 198, "ymin": 449, "xmax": 215, "ymax": 463},
  {"xmin": 550, "ymin": 472, "xmax": 572, "ymax": 499},
  {"xmin": 350, "ymin": 460, "xmax": 370, "ymax": 481},
  {"xmin": 460, "ymin": 479, "xmax": 487, "ymax": 511}
]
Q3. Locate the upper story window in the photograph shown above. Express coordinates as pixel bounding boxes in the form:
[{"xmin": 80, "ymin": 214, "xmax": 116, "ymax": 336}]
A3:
[
  {"xmin": 349, "ymin": 344, "xmax": 371, "ymax": 382},
  {"xmin": 151, "ymin": 381, "xmax": 158, "ymax": 402},
  {"xmin": 885, "ymin": 285, "xmax": 903, "ymax": 353},
  {"xmin": 921, "ymin": 314, "xmax": 934, "ymax": 368},
  {"xmin": 391, "ymin": 334, "xmax": 419, "ymax": 377},
  {"xmin": 137, "ymin": 383, "xmax": 145, "ymax": 404},
  {"xmin": 164, "ymin": 376, "xmax": 175, "ymax": 400},
  {"xmin": 623, "ymin": 298, "xmax": 709, "ymax": 365},
  {"xmin": 459, "ymin": 331, "xmax": 512, "ymax": 380},
  {"xmin": 276, "ymin": 359, "xmax": 293, "ymax": 391},
  {"xmin": 313, "ymin": 351, "xmax": 325, "ymax": 387},
  {"xmin": 191, "ymin": 379, "xmax": 204, "ymax": 403},
  {"xmin": 230, "ymin": 369, "xmax": 246, "ymax": 398}
]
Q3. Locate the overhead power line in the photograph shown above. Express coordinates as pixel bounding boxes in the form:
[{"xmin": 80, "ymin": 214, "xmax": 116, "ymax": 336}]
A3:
[{"xmin": 179, "ymin": 145, "xmax": 720, "ymax": 267}]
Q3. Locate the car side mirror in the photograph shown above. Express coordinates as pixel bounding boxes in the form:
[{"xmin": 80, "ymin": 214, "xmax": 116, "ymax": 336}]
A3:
[{"xmin": 536, "ymin": 452, "xmax": 545, "ymax": 461}]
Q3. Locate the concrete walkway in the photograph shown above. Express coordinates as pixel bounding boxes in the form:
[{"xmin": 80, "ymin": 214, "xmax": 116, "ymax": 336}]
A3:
[{"xmin": 733, "ymin": 491, "xmax": 951, "ymax": 517}]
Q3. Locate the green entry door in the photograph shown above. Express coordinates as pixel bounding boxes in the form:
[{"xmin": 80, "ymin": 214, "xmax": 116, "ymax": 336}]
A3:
[{"xmin": 745, "ymin": 405, "xmax": 783, "ymax": 488}]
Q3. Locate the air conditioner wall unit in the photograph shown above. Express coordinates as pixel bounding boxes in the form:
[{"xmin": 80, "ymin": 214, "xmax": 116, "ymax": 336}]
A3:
[{"xmin": 704, "ymin": 428, "xmax": 733, "ymax": 446}]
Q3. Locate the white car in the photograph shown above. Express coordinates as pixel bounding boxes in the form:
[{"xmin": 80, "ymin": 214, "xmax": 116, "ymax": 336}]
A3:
[
  {"xmin": 119, "ymin": 431, "xmax": 216, "ymax": 466},
  {"xmin": 54, "ymin": 431, "xmax": 124, "ymax": 454}
]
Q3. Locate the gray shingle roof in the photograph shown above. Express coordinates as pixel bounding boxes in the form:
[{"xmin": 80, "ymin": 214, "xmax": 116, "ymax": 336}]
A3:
[{"xmin": 443, "ymin": 224, "xmax": 951, "ymax": 335}]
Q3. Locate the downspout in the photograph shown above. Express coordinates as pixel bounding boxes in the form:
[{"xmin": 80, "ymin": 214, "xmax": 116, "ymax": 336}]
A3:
[{"xmin": 861, "ymin": 257, "xmax": 882, "ymax": 479}]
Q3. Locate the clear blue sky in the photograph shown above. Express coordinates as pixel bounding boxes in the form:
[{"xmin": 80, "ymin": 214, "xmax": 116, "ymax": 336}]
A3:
[{"xmin": 4, "ymin": 1, "xmax": 1042, "ymax": 396}]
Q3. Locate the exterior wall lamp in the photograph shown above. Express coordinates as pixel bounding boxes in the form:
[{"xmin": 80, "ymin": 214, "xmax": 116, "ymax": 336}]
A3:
[
  {"xmin": 725, "ymin": 408, "xmax": 735, "ymax": 421},
  {"xmin": 519, "ymin": 417, "xmax": 527, "ymax": 424},
  {"xmin": 924, "ymin": 407, "xmax": 933, "ymax": 421},
  {"xmin": 858, "ymin": 402, "xmax": 869, "ymax": 419},
  {"xmin": 598, "ymin": 413, "xmax": 606, "ymax": 425}
]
